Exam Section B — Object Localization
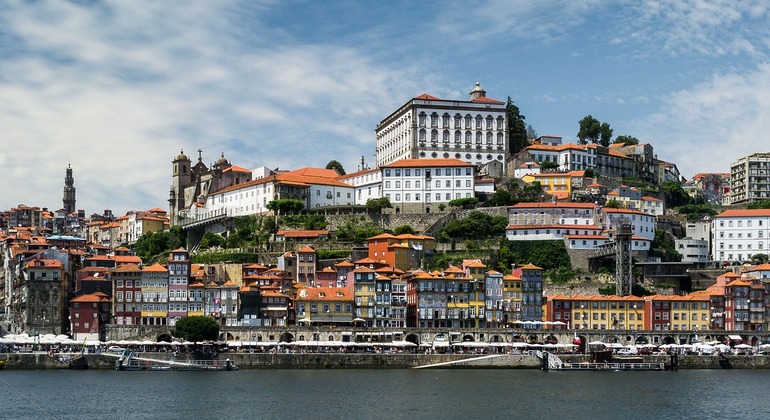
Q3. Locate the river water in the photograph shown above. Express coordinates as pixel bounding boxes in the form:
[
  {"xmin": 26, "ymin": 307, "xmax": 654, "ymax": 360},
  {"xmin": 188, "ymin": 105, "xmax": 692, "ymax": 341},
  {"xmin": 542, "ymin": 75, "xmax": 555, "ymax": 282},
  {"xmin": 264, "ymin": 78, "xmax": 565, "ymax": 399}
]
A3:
[{"xmin": 1, "ymin": 369, "xmax": 768, "ymax": 419}]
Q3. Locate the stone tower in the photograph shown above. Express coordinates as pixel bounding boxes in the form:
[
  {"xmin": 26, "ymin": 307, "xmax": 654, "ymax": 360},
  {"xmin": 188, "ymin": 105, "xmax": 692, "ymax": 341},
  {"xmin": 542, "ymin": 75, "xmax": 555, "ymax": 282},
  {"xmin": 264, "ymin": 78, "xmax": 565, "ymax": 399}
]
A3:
[
  {"xmin": 63, "ymin": 164, "xmax": 76, "ymax": 214},
  {"xmin": 169, "ymin": 149, "xmax": 193, "ymax": 224},
  {"xmin": 469, "ymin": 81, "xmax": 487, "ymax": 101}
]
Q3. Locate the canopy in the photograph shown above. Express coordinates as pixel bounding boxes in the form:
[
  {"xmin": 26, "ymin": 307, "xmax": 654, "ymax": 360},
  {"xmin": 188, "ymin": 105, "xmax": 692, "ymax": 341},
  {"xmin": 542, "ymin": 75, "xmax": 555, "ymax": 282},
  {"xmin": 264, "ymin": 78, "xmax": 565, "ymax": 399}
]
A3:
[{"xmin": 728, "ymin": 335, "xmax": 744, "ymax": 341}]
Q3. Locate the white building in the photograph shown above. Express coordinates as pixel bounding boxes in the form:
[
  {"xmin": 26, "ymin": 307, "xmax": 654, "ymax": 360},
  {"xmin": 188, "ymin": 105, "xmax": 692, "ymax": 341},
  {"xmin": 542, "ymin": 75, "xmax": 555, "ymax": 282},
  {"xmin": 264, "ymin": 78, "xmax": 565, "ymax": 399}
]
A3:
[
  {"xmin": 675, "ymin": 237, "xmax": 709, "ymax": 263},
  {"xmin": 602, "ymin": 208, "xmax": 656, "ymax": 241},
  {"xmin": 381, "ymin": 158, "xmax": 475, "ymax": 213},
  {"xmin": 375, "ymin": 82, "xmax": 507, "ymax": 170},
  {"xmin": 712, "ymin": 208, "xmax": 770, "ymax": 263},
  {"xmin": 339, "ymin": 168, "xmax": 382, "ymax": 206},
  {"xmin": 730, "ymin": 152, "xmax": 770, "ymax": 205},
  {"xmin": 523, "ymin": 142, "xmax": 597, "ymax": 172}
]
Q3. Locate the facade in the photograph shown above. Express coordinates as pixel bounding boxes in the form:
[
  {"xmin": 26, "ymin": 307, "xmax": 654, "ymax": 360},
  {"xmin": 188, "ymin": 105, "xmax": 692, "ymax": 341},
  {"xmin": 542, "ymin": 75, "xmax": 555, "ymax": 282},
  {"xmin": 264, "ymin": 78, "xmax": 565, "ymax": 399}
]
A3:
[
  {"xmin": 711, "ymin": 208, "xmax": 770, "ymax": 263},
  {"xmin": 338, "ymin": 168, "xmax": 382, "ymax": 206},
  {"xmin": 352, "ymin": 267, "xmax": 377, "ymax": 327},
  {"xmin": 22, "ymin": 259, "xmax": 66, "ymax": 335},
  {"xmin": 730, "ymin": 152, "xmax": 770, "ymax": 205},
  {"xmin": 295, "ymin": 286, "xmax": 354, "ymax": 326},
  {"xmin": 506, "ymin": 202, "xmax": 601, "ymax": 241},
  {"xmin": 375, "ymin": 82, "xmax": 507, "ymax": 170},
  {"xmin": 366, "ymin": 233, "xmax": 435, "ymax": 271},
  {"xmin": 523, "ymin": 143, "xmax": 596, "ymax": 172},
  {"xmin": 484, "ymin": 270, "xmax": 505, "ymax": 328},
  {"xmin": 381, "ymin": 158, "xmax": 475, "ymax": 214},
  {"xmin": 140, "ymin": 263, "xmax": 168, "ymax": 326},
  {"xmin": 521, "ymin": 170, "xmax": 586, "ymax": 201},
  {"xmin": 167, "ymin": 248, "xmax": 191, "ymax": 326},
  {"xmin": 112, "ymin": 263, "xmax": 142, "ymax": 325},
  {"xmin": 70, "ymin": 292, "xmax": 110, "ymax": 341},
  {"xmin": 516, "ymin": 264, "xmax": 543, "ymax": 321}
]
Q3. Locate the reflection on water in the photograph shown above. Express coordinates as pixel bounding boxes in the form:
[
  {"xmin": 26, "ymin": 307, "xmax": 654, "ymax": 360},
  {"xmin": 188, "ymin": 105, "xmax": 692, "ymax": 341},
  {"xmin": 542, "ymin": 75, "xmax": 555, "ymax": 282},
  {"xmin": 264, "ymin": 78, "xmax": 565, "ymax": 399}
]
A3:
[{"xmin": 1, "ymin": 369, "xmax": 769, "ymax": 419}]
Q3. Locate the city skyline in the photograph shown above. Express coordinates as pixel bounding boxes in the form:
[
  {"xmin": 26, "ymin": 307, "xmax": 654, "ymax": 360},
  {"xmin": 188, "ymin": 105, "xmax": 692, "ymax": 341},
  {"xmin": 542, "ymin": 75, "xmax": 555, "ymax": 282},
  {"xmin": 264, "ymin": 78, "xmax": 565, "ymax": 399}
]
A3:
[{"xmin": 2, "ymin": 1, "xmax": 770, "ymax": 216}]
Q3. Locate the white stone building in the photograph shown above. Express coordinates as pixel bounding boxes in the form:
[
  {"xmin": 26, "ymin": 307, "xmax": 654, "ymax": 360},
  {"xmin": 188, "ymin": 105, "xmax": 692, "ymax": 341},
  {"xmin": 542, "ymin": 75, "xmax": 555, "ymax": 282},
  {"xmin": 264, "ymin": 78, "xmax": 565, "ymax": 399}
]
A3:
[
  {"xmin": 712, "ymin": 208, "xmax": 770, "ymax": 263},
  {"xmin": 339, "ymin": 168, "xmax": 382, "ymax": 206},
  {"xmin": 381, "ymin": 158, "xmax": 475, "ymax": 213},
  {"xmin": 375, "ymin": 82, "xmax": 507, "ymax": 170}
]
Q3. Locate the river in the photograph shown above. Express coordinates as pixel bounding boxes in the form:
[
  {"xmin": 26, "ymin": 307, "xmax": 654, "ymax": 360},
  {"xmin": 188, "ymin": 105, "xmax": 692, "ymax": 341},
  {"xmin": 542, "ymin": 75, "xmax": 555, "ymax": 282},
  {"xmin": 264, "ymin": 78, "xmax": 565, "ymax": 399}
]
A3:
[{"xmin": 1, "ymin": 369, "xmax": 768, "ymax": 419}]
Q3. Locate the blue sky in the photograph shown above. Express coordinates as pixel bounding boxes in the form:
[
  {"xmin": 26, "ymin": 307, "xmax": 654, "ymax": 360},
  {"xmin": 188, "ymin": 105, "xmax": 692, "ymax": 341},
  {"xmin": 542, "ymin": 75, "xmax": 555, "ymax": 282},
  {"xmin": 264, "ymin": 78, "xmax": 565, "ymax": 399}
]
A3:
[{"xmin": 2, "ymin": 0, "xmax": 770, "ymax": 216}]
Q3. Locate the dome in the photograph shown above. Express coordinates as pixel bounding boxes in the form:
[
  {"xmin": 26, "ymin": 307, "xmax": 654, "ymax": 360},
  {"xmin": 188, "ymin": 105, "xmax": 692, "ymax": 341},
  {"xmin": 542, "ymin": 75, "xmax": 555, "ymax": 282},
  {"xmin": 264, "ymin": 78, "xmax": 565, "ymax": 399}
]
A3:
[
  {"xmin": 175, "ymin": 149, "xmax": 189, "ymax": 161},
  {"xmin": 216, "ymin": 153, "xmax": 229, "ymax": 166}
]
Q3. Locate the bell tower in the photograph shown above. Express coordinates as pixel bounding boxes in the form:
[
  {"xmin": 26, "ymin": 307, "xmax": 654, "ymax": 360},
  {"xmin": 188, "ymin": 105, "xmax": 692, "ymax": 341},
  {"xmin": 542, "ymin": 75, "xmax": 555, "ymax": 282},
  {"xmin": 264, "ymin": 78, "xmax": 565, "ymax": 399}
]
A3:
[{"xmin": 63, "ymin": 164, "xmax": 76, "ymax": 214}]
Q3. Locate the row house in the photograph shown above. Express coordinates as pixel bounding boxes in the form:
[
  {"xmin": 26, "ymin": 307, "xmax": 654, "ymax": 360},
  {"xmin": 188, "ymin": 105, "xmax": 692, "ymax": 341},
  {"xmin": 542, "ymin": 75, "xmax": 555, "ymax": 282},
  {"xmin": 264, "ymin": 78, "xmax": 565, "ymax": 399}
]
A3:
[
  {"xmin": 503, "ymin": 273, "xmax": 523, "ymax": 322},
  {"xmin": 405, "ymin": 266, "xmax": 486, "ymax": 329},
  {"xmin": 70, "ymin": 292, "xmax": 110, "ymax": 341},
  {"xmin": 366, "ymin": 233, "xmax": 435, "ymax": 271},
  {"xmin": 295, "ymin": 285, "xmax": 354, "ymax": 325},
  {"xmin": 484, "ymin": 270, "xmax": 505, "ymax": 327},
  {"xmin": 381, "ymin": 158, "xmax": 475, "ymax": 214},
  {"xmin": 516, "ymin": 264, "xmax": 544, "ymax": 321},
  {"xmin": 375, "ymin": 82, "xmax": 508, "ymax": 170},
  {"xmin": 21, "ymin": 258, "xmax": 67, "ymax": 335},
  {"xmin": 112, "ymin": 263, "xmax": 142, "ymax": 325},
  {"xmin": 711, "ymin": 208, "xmax": 770, "ymax": 263},
  {"xmin": 140, "ymin": 263, "xmax": 168, "ymax": 326},
  {"xmin": 351, "ymin": 267, "xmax": 377, "ymax": 327},
  {"xmin": 644, "ymin": 294, "xmax": 710, "ymax": 332},
  {"xmin": 167, "ymin": 248, "xmax": 191, "ymax": 326}
]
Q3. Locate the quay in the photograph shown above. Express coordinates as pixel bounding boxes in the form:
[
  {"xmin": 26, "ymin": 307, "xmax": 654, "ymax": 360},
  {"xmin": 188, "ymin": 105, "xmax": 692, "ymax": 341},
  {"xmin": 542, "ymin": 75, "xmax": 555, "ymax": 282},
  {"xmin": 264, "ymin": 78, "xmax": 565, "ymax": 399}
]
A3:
[{"xmin": 4, "ymin": 351, "xmax": 770, "ymax": 370}]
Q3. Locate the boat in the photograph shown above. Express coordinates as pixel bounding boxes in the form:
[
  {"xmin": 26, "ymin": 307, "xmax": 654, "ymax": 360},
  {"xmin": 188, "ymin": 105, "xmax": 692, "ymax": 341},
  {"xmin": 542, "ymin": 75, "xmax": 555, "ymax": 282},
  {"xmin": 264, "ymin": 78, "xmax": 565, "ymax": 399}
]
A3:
[
  {"xmin": 68, "ymin": 338, "xmax": 89, "ymax": 370},
  {"xmin": 116, "ymin": 350, "xmax": 237, "ymax": 371},
  {"xmin": 0, "ymin": 357, "xmax": 8, "ymax": 369},
  {"xmin": 538, "ymin": 350, "xmax": 666, "ymax": 371}
]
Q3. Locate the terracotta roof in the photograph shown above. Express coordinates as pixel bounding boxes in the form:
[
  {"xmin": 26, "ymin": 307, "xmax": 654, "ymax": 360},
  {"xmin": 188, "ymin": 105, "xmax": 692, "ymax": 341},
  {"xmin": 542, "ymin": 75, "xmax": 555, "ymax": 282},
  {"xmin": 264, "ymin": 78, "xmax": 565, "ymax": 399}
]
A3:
[
  {"xmin": 276, "ymin": 230, "xmax": 329, "ymax": 238},
  {"xmin": 143, "ymin": 263, "xmax": 167, "ymax": 273},
  {"xmin": 510, "ymin": 202, "xmax": 597, "ymax": 209},
  {"xmin": 414, "ymin": 93, "xmax": 441, "ymax": 100},
  {"xmin": 716, "ymin": 209, "xmax": 770, "ymax": 218}
]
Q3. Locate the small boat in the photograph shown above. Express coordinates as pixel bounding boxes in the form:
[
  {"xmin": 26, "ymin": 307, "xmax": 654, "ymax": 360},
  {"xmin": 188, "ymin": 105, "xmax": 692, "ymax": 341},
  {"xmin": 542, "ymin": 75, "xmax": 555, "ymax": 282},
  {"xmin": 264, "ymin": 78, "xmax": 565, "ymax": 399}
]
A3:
[
  {"xmin": 69, "ymin": 338, "xmax": 89, "ymax": 370},
  {"xmin": 116, "ymin": 350, "xmax": 237, "ymax": 371}
]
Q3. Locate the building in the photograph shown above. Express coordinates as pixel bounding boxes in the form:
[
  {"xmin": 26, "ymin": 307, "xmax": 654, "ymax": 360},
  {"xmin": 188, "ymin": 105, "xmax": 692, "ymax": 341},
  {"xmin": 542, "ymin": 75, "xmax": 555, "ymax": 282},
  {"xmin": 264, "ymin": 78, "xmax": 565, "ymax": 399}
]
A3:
[
  {"xmin": 522, "ymin": 143, "xmax": 596, "ymax": 172},
  {"xmin": 521, "ymin": 170, "xmax": 586, "ymax": 201},
  {"xmin": 140, "ymin": 263, "xmax": 168, "ymax": 326},
  {"xmin": 366, "ymin": 233, "xmax": 435, "ymax": 271},
  {"xmin": 711, "ymin": 208, "xmax": 770, "ymax": 263},
  {"xmin": 167, "ymin": 248, "xmax": 191, "ymax": 326},
  {"xmin": 339, "ymin": 168, "xmax": 382, "ymax": 206},
  {"xmin": 295, "ymin": 285, "xmax": 354, "ymax": 326},
  {"xmin": 381, "ymin": 158, "xmax": 475, "ymax": 214},
  {"xmin": 112, "ymin": 263, "xmax": 142, "ymax": 325},
  {"xmin": 730, "ymin": 152, "xmax": 770, "ymax": 205},
  {"xmin": 515, "ymin": 263, "xmax": 543, "ymax": 322},
  {"xmin": 375, "ymin": 82, "xmax": 507, "ymax": 170},
  {"xmin": 22, "ymin": 258, "xmax": 67, "ymax": 335},
  {"xmin": 63, "ymin": 164, "xmax": 76, "ymax": 215},
  {"xmin": 70, "ymin": 292, "xmax": 110, "ymax": 341}
]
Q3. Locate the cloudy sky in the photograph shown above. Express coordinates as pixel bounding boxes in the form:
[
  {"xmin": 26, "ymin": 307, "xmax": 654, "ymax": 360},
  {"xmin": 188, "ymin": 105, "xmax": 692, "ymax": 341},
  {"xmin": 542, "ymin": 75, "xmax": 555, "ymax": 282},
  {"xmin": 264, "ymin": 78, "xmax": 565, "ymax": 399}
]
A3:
[{"xmin": 2, "ymin": 0, "xmax": 769, "ymax": 216}]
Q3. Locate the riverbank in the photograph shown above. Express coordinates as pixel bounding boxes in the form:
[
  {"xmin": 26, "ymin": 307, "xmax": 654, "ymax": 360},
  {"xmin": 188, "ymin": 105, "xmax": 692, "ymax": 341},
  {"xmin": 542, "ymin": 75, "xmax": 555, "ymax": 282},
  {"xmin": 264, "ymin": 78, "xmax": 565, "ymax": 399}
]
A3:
[{"xmin": 3, "ymin": 352, "xmax": 770, "ymax": 369}]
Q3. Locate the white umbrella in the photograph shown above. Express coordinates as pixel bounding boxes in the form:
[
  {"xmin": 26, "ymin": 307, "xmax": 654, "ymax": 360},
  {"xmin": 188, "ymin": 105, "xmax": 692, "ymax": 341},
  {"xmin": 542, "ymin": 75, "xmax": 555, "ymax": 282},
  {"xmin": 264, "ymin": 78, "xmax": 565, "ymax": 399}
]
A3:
[
  {"xmin": 588, "ymin": 341, "xmax": 606, "ymax": 346},
  {"xmin": 735, "ymin": 344, "xmax": 753, "ymax": 349}
]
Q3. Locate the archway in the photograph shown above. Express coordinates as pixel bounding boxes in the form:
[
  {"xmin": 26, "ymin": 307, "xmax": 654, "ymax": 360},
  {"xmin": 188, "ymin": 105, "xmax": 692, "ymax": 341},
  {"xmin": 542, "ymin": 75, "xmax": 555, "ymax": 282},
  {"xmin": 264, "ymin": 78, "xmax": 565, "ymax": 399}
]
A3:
[
  {"xmin": 662, "ymin": 335, "xmax": 676, "ymax": 345},
  {"xmin": 405, "ymin": 333, "xmax": 420, "ymax": 346},
  {"xmin": 544, "ymin": 334, "xmax": 558, "ymax": 344},
  {"xmin": 489, "ymin": 334, "xmax": 505, "ymax": 343},
  {"xmin": 156, "ymin": 333, "xmax": 173, "ymax": 343},
  {"xmin": 279, "ymin": 332, "xmax": 295, "ymax": 343},
  {"xmin": 635, "ymin": 336, "xmax": 649, "ymax": 345},
  {"xmin": 462, "ymin": 334, "xmax": 475, "ymax": 342}
]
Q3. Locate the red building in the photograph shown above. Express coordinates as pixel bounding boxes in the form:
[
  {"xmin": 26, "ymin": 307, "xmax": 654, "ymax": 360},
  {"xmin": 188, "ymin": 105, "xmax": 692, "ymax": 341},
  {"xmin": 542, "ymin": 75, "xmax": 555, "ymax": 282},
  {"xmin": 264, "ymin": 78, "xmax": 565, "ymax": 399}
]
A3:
[{"xmin": 70, "ymin": 292, "xmax": 111, "ymax": 341}]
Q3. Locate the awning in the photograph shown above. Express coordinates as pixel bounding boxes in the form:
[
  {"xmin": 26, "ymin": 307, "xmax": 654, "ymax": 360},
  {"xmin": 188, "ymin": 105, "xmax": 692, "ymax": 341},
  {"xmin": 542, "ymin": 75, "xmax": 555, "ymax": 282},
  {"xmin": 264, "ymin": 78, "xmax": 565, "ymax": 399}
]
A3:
[{"xmin": 728, "ymin": 335, "xmax": 743, "ymax": 341}]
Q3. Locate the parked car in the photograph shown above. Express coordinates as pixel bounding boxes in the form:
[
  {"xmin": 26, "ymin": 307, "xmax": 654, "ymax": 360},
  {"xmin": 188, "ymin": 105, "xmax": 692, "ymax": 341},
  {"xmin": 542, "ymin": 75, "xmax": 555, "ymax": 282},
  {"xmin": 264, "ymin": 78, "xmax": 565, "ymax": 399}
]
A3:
[{"xmin": 107, "ymin": 346, "xmax": 125, "ymax": 353}]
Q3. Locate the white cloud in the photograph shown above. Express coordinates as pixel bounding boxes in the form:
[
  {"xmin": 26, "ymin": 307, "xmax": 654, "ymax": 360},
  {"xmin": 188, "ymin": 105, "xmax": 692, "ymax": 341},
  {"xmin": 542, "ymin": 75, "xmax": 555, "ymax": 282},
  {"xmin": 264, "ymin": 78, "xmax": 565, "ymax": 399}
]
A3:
[{"xmin": 633, "ymin": 62, "xmax": 770, "ymax": 177}]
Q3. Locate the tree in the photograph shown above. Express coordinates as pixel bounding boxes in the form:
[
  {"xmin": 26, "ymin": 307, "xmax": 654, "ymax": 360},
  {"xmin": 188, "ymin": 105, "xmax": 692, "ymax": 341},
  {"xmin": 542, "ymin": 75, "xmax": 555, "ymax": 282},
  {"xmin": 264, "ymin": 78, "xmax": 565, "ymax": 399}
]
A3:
[
  {"xmin": 539, "ymin": 161, "xmax": 559, "ymax": 171},
  {"xmin": 604, "ymin": 199, "xmax": 622, "ymax": 208},
  {"xmin": 171, "ymin": 316, "xmax": 220, "ymax": 342},
  {"xmin": 614, "ymin": 135, "xmax": 639, "ymax": 146},
  {"xmin": 267, "ymin": 199, "xmax": 305, "ymax": 215},
  {"xmin": 325, "ymin": 160, "xmax": 346, "ymax": 176},
  {"xmin": 526, "ymin": 124, "xmax": 538, "ymax": 140},
  {"xmin": 132, "ymin": 226, "xmax": 186, "ymax": 263},
  {"xmin": 448, "ymin": 197, "xmax": 479, "ymax": 209},
  {"xmin": 599, "ymin": 122, "xmax": 613, "ymax": 147},
  {"xmin": 393, "ymin": 225, "xmax": 415, "ymax": 235},
  {"xmin": 365, "ymin": 197, "xmax": 392, "ymax": 213},
  {"xmin": 199, "ymin": 232, "xmax": 225, "ymax": 250},
  {"xmin": 750, "ymin": 253, "xmax": 769, "ymax": 264},
  {"xmin": 577, "ymin": 115, "xmax": 601, "ymax": 144},
  {"xmin": 748, "ymin": 199, "xmax": 770, "ymax": 209},
  {"xmin": 506, "ymin": 97, "xmax": 528, "ymax": 153},
  {"xmin": 660, "ymin": 180, "xmax": 692, "ymax": 208},
  {"xmin": 487, "ymin": 189, "xmax": 513, "ymax": 206}
]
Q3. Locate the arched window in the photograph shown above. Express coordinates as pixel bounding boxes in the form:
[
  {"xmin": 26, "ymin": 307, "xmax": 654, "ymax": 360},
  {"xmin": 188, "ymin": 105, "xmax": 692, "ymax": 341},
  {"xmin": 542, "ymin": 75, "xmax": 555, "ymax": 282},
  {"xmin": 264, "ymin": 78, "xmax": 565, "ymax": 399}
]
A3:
[
  {"xmin": 465, "ymin": 114, "xmax": 472, "ymax": 129},
  {"xmin": 419, "ymin": 129, "xmax": 426, "ymax": 141},
  {"xmin": 431, "ymin": 113, "xmax": 438, "ymax": 127},
  {"xmin": 454, "ymin": 113, "xmax": 462, "ymax": 129},
  {"xmin": 443, "ymin": 113, "xmax": 450, "ymax": 128},
  {"xmin": 486, "ymin": 132, "xmax": 493, "ymax": 144},
  {"xmin": 443, "ymin": 131, "xmax": 450, "ymax": 143},
  {"xmin": 497, "ymin": 116, "xmax": 504, "ymax": 130},
  {"xmin": 418, "ymin": 112, "xmax": 426, "ymax": 127},
  {"xmin": 476, "ymin": 132, "xmax": 482, "ymax": 144},
  {"xmin": 475, "ymin": 115, "xmax": 483, "ymax": 129},
  {"xmin": 497, "ymin": 132, "xmax": 504, "ymax": 145},
  {"xmin": 455, "ymin": 131, "xmax": 461, "ymax": 143},
  {"xmin": 431, "ymin": 130, "xmax": 438, "ymax": 142},
  {"xmin": 465, "ymin": 131, "xmax": 472, "ymax": 144},
  {"xmin": 486, "ymin": 116, "xmax": 494, "ymax": 130}
]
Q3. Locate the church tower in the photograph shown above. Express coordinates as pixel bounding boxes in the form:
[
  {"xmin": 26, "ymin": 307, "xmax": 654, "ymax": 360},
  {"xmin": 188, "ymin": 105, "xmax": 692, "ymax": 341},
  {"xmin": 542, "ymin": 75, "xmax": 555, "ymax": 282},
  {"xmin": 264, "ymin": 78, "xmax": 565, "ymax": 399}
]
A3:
[
  {"xmin": 169, "ymin": 149, "xmax": 193, "ymax": 225},
  {"xmin": 469, "ymin": 81, "xmax": 487, "ymax": 101},
  {"xmin": 63, "ymin": 164, "xmax": 76, "ymax": 214}
]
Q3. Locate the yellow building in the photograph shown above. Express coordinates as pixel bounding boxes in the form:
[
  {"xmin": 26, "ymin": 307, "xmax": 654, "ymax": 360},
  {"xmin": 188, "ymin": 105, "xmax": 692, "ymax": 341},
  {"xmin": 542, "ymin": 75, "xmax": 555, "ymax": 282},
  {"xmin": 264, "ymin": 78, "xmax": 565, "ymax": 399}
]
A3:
[
  {"xmin": 140, "ymin": 263, "xmax": 168, "ymax": 325},
  {"xmin": 522, "ymin": 170, "xmax": 585, "ymax": 201},
  {"xmin": 503, "ymin": 273, "xmax": 522, "ymax": 322}
]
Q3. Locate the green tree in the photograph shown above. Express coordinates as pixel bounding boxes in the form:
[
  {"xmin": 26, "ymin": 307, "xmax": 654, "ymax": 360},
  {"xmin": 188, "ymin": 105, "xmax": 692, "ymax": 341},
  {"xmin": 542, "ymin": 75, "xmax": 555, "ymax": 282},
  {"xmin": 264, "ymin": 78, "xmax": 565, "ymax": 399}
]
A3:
[
  {"xmin": 393, "ymin": 225, "xmax": 415, "ymax": 235},
  {"xmin": 199, "ymin": 232, "xmax": 226, "ymax": 250},
  {"xmin": 604, "ymin": 199, "xmax": 622, "ymax": 208},
  {"xmin": 613, "ymin": 135, "xmax": 639, "ymax": 146},
  {"xmin": 325, "ymin": 160, "xmax": 346, "ymax": 176},
  {"xmin": 366, "ymin": 197, "xmax": 392, "ymax": 213},
  {"xmin": 526, "ymin": 124, "xmax": 538, "ymax": 140},
  {"xmin": 539, "ymin": 161, "xmax": 559, "ymax": 171},
  {"xmin": 599, "ymin": 122, "xmax": 613, "ymax": 147},
  {"xmin": 487, "ymin": 189, "xmax": 514, "ymax": 207},
  {"xmin": 448, "ymin": 197, "xmax": 479, "ymax": 209},
  {"xmin": 267, "ymin": 199, "xmax": 305, "ymax": 215},
  {"xmin": 577, "ymin": 115, "xmax": 601, "ymax": 145},
  {"xmin": 497, "ymin": 240, "xmax": 571, "ymax": 272},
  {"xmin": 748, "ymin": 199, "xmax": 770, "ymax": 209},
  {"xmin": 444, "ymin": 211, "xmax": 508, "ymax": 239},
  {"xmin": 506, "ymin": 97, "xmax": 528, "ymax": 153},
  {"xmin": 171, "ymin": 316, "xmax": 220, "ymax": 342},
  {"xmin": 660, "ymin": 180, "xmax": 692, "ymax": 208},
  {"xmin": 132, "ymin": 226, "xmax": 186, "ymax": 263},
  {"xmin": 750, "ymin": 253, "xmax": 769, "ymax": 264}
]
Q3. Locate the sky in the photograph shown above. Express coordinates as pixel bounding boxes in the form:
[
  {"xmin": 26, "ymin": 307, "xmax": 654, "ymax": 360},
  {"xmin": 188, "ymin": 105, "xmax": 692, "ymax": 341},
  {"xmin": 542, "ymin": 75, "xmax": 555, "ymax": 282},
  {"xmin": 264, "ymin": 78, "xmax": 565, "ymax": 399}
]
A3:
[{"xmin": 2, "ymin": 0, "xmax": 770, "ymax": 217}]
